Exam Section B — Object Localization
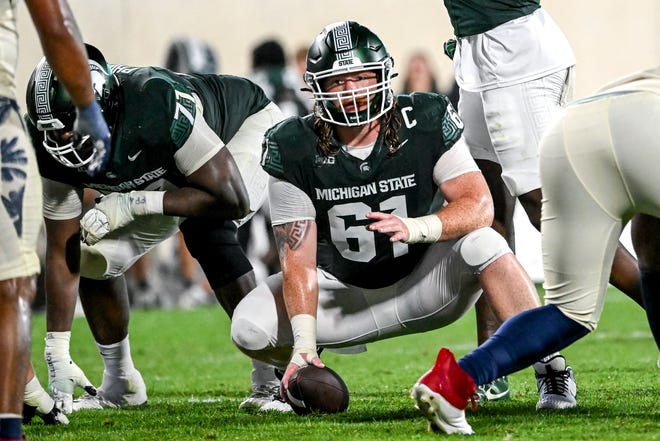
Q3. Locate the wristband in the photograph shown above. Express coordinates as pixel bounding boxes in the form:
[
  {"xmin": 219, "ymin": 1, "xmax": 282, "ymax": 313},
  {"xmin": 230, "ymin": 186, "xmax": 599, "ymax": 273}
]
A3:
[
  {"xmin": 397, "ymin": 214, "xmax": 443, "ymax": 243},
  {"xmin": 130, "ymin": 191, "xmax": 165, "ymax": 215},
  {"xmin": 290, "ymin": 314, "xmax": 317, "ymax": 355}
]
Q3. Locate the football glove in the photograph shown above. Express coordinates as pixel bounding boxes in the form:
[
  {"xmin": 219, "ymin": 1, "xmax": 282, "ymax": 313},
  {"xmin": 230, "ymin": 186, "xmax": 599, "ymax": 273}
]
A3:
[
  {"xmin": 23, "ymin": 403, "xmax": 70, "ymax": 425},
  {"xmin": 45, "ymin": 332, "xmax": 97, "ymax": 414},
  {"xmin": 73, "ymin": 101, "xmax": 111, "ymax": 177},
  {"xmin": 80, "ymin": 191, "xmax": 164, "ymax": 245},
  {"xmin": 23, "ymin": 375, "xmax": 70, "ymax": 424}
]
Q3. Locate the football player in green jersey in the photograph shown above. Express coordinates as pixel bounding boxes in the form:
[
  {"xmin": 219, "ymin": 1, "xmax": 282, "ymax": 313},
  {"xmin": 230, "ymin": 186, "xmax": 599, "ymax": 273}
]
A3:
[
  {"xmin": 230, "ymin": 21, "xmax": 574, "ymax": 428},
  {"xmin": 25, "ymin": 44, "xmax": 290, "ymax": 413}
]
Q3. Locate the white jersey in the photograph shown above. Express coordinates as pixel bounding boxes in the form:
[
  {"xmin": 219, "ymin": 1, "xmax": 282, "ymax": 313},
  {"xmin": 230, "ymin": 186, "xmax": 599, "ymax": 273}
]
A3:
[
  {"xmin": 0, "ymin": 0, "xmax": 19, "ymax": 100},
  {"xmin": 0, "ymin": 0, "xmax": 41, "ymax": 279},
  {"xmin": 539, "ymin": 70, "xmax": 660, "ymax": 329},
  {"xmin": 453, "ymin": 8, "xmax": 575, "ymax": 92}
]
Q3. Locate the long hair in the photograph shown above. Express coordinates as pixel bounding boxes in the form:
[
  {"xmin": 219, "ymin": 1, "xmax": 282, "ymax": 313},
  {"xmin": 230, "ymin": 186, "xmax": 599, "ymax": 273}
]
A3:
[{"xmin": 313, "ymin": 98, "xmax": 402, "ymax": 159}]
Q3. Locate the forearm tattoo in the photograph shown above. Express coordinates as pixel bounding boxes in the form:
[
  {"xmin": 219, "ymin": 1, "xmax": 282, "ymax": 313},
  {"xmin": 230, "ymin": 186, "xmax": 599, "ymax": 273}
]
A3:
[{"xmin": 274, "ymin": 220, "xmax": 310, "ymax": 256}]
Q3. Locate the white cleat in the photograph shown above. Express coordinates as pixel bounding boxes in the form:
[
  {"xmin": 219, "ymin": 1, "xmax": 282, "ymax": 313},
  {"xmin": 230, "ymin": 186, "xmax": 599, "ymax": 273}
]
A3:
[
  {"xmin": 411, "ymin": 382, "xmax": 474, "ymax": 435},
  {"xmin": 411, "ymin": 348, "xmax": 477, "ymax": 435},
  {"xmin": 239, "ymin": 383, "xmax": 292, "ymax": 412},
  {"xmin": 73, "ymin": 370, "xmax": 147, "ymax": 411}
]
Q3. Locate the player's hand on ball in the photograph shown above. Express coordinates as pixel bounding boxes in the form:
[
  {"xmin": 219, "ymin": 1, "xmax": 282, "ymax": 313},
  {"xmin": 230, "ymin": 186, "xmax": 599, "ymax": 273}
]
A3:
[
  {"xmin": 284, "ymin": 365, "xmax": 350, "ymax": 415},
  {"xmin": 280, "ymin": 350, "xmax": 323, "ymax": 400}
]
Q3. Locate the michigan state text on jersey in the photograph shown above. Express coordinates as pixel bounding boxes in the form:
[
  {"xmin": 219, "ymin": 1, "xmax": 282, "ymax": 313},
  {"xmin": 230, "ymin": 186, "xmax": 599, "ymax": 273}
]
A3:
[{"xmin": 262, "ymin": 92, "xmax": 462, "ymax": 288}]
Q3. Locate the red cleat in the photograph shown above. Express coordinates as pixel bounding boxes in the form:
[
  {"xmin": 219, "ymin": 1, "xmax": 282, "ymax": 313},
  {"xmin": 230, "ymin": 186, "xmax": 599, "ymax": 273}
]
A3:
[{"xmin": 410, "ymin": 348, "xmax": 477, "ymax": 435}]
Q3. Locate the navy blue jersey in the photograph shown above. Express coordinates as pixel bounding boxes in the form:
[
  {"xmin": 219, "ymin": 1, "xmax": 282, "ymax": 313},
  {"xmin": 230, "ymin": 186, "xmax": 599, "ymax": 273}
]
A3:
[{"xmin": 262, "ymin": 92, "xmax": 463, "ymax": 288}]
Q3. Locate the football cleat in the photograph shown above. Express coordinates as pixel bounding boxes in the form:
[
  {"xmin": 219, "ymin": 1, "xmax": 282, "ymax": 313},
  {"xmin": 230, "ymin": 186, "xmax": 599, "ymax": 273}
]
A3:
[
  {"xmin": 73, "ymin": 369, "xmax": 147, "ymax": 411},
  {"xmin": 534, "ymin": 355, "xmax": 577, "ymax": 410},
  {"xmin": 239, "ymin": 382, "xmax": 292, "ymax": 412},
  {"xmin": 410, "ymin": 348, "xmax": 476, "ymax": 435},
  {"xmin": 475, "ymin": 376, "xmax": 510, "ymax": 402}
]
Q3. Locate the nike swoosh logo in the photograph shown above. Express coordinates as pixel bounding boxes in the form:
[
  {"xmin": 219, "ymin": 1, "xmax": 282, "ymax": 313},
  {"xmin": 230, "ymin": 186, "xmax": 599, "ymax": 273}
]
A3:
[
  {"xmin": 127, "ymin": 150, "xmax": 142, "ymax": 161},
  {"xmin": 399, "ymin": 139, "xmax": 409, "ymax": 149}
]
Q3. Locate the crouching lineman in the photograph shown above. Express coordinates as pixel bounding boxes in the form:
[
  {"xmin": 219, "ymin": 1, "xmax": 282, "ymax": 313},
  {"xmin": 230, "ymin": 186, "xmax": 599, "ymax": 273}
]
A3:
[
  {"xmin": 25, "ymin": 44, "xmax": 289, "ymax": 413},
  {"xmin": 230, "ymin": 20, "xmax": 577, "ymax": 429}
]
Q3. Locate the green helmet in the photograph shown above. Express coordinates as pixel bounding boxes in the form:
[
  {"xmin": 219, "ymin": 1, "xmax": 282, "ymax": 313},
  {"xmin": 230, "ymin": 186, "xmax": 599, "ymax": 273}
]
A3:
[
  {"xmin": 304, "ymin": 21, "xmax": 395, "ymax": 127},
  {"xmin": 25, "ymin": 44, "xmax": 118, "ymax": 169}
]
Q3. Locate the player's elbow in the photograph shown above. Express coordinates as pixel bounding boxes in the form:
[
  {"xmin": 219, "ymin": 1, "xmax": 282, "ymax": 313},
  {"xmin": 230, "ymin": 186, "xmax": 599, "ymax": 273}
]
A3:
[
  {"xmin": 213, "ymin": 177, "xmax": 250, "ymax": 219},
  {"xmin": 228, "ymin": 189, "xmax": 250, "ymax": 219},
  {"xmin": 474, "ymin": 193, "xmax": 494, "ymax": 228}
]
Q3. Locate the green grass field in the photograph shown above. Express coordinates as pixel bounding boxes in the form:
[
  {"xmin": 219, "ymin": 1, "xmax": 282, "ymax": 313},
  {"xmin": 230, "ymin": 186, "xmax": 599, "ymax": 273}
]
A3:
[{"xmin": 25, "ymin": 287, "xmax": 659, "ymax": 441}]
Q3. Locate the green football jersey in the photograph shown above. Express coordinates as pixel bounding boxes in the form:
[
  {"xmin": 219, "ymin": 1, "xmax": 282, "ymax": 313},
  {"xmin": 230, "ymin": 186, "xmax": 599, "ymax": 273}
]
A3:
[
  {"xmin": 30, "ymin": 66, "xmax": 270, "ymax": 194},
  {"xmin": 444, "ymin": 0, "xmax": 540, "ymax": 37},
  {"xmin": 262, "ymin": 92, "xmax": 463, "ymax": 289}
]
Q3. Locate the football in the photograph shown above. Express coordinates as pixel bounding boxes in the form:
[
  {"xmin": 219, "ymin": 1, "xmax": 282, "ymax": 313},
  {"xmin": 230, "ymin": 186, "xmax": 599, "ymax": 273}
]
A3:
[{"xmin": 285, "ymin": 365, "xmax": 350, "ymax": 415}]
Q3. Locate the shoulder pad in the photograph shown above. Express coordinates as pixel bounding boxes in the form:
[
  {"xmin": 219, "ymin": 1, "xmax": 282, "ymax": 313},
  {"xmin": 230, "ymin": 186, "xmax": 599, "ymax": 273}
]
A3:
[
  {"xmin": 397, "ymin": 92, "xmax": 463, "ymax": 147},
  {"xmin": 261, "ymin": 116, "xmax": 316, "ymax": 179},
  {"xmin": 127, "ymin": 68, "xmax": 198, "ymax": 148}
]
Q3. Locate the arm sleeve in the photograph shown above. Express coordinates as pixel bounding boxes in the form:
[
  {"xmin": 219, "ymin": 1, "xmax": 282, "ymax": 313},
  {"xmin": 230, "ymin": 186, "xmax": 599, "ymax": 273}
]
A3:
[
  {"xmin": 268, "ymin": 176, "xmax": 316, "ymax": 226},
  {"xmin": 42, "ymin": 178, "xmax": 84, "ymax": 220},
  {"xmin": 432, "ymin": 136, "xmax": 480, "ymax": 186}
]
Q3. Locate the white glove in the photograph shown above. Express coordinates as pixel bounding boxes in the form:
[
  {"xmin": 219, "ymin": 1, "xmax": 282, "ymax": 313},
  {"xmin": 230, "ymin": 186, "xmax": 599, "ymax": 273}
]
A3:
[
  {"xmin": 24, "ymin": 375, "xmax": 70, "ymax": 424},
  {"xmin": 80, "ymin": 191, "xmax": 164, "ymax": 245},
  {"xmin": 37, "ymin": 406, "xmax": 70, "ymax": 425},
  {"xmin": 45, "ymin": 332, "xmax": 97, "ymax": 414}
]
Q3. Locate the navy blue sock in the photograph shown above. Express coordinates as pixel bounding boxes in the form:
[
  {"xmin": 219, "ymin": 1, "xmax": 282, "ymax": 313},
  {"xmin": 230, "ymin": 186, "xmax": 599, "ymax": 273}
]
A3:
[
  {"xmin": 640, "ymin": 270, "xmax": 660, "ymax": 351},
  {"xmin": 0, "ymin": 417, "xmax": 23, "ymax": 440},
  {"xmin": 458, "ymin": 304, "xmax": 589, "ymax": 386}
]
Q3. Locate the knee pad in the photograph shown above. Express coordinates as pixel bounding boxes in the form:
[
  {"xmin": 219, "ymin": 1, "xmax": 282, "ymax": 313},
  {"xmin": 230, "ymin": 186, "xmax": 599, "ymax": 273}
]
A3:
[
  {"xmin": 457, "ymin": 227, "xmax": 510, "ymax": 271},
  {"xmin": 179, "ymin": 218, "xmax": 253, "ymax": 288},
  {"xmin": 231, "ymin": 318, "xmax": 271, "ymax": 352}
]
